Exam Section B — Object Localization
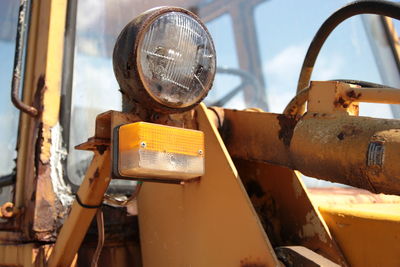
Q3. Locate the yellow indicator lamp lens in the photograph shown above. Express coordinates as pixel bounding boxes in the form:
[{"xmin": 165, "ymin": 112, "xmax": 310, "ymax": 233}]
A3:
[{"xmin": 118, "ymin": 122, "xmax": 204, "ymax": 181}]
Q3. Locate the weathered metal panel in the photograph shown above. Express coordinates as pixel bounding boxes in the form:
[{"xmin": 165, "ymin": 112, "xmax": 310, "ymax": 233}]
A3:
[
  {"xmin": 137, "ymin": 103, "xmax": 280, "ymax": 267},
  {"xmin": 234, "ymin": 159, "xmax": 347, "ymax": 266},
  {"xmin": 320, "ymin": 204, "xmax": 400, "ymax": 267}
]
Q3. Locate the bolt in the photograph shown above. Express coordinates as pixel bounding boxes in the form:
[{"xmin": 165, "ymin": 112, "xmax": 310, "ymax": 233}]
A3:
[
  {"xmin": 140, "ymin": 142, "xmax": 147, "ymax": 148},
  {"xmin": 1, "ymin": 202, "xmax": 14, "ymax": 218},
  {"xmin": 198, "ymin": 149, "xmax": 203, "ymax": 155}
]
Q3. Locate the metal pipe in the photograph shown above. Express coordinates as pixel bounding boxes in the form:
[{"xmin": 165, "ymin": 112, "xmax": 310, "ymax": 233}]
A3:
[
  {"xmin": 220, "ymin": 108, "xmax": 400, "ymax": 195},
  {"xmin": 293, "ymin": 1, "xmax": 400, "ymax": 115},
  {"xmin": 11, "ymin": 0, "xmax": 38, "ymax": 117},
  {"xmin": 345, "ymin": 87, "xmax": 400, "ymax": 104},
  {"xmin": 290, "ymin": 114, "xmax": 400, "ymax": 195}
]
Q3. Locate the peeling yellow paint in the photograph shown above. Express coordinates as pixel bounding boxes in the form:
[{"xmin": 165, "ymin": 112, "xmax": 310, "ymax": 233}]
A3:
[
  {"xmin": 40, "ymin": 124, "xmax": 52, "ymax": 163},
  {"xmin": 300, "ymin": 211, "xmax": 328, "ymax": 243}
]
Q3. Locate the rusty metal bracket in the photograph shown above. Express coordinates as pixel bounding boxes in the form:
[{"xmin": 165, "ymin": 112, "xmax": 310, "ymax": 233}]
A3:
[
  {"xmin": 11, "ymin": 0, "xmax": 38, "ymax": 117},
  {"xmin": 48, "ymin": 110, "xmax": 140, "ymax": 267}
]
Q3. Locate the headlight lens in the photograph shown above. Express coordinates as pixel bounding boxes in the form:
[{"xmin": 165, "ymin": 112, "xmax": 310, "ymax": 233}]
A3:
[
  {"xmin": 113, "ymin": 7, "xmax": 216, "ymax": 113},
  {"xmin": 138, "ymin": 12, "xmax": 215, "ymax": 108}
]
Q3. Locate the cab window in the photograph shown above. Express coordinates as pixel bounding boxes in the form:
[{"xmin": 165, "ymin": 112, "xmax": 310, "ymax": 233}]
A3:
[{"xmin": 0, "ymin": 1, "xmax": 21, "ymax": 201}]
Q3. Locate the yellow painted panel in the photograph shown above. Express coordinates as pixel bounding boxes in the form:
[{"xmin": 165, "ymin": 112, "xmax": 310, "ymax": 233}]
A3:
[
  {"xmin": 320, "ymin": 204, "xmax": 400, "ymax": 267},
  {"xmin": 137, "ymin": 103, "xmax": 279, "ymax": 267}
]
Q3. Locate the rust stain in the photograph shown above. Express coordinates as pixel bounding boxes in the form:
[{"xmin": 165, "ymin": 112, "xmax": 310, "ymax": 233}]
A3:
[
  {"xmin": 89, "ymin": 168, "xmax": 100, "ymax": 184},
  {"xmin": 36, "ymin": 75, "xmax": 46, "ymax": 112},
  {"xmin": 299, "ymin": 211, "xmax": 328, "ymax": 243},
  {"xmin": 337, "ymin": 132, "xmax": 345, "ymax": 140},
  {"xmin": 96, "ymin": 145, "xmax": 107, "ymax": 155},
  {"xmin": 346, "ymin": 90, "xmax": 362, "ymax": 99},
  {"xmin": 337, "ymin": 124, "xmax": 363, "ymax": 141},
  {"xmin": 277, "ymin": 114, "xmax": 298, "ymax": 147},
  {"xmin": 241, "ymin": 264, "xmax": 266, "ymax": 267},
  {"xmin": 341, "ymin": 125, "xmax": 362, "ymax": 137},
  {"xmin": 34, "ymin": 75, "xmax": 53, "ymax": 164},
  {"xmin": 334, "ymin": 91, "xmax": 361, "ymax": 109},
  {"xmin": 240, "ymin": 257, "xmax": 267, "ymax": 267},
  {"xmin": 220, "ymin": 117, "xmax": 233, "ymax": 144},
  {"xmin": 334, "ymin": 96, "xmax": 346, "ymax": 108},
  {"xmin": 292, "ymin": 176, "xmax": 303, "ymax": 199},
  {"xmin": 242, "ymin": 176, "xmax": 281, "ymax": 247},
  {"xmin": 94, "ymin": 169, "xmax": 100, "ymax": 178},
  {"xmin": 245, "ymin": 179, "xmax": 265, "ymax": 198}
]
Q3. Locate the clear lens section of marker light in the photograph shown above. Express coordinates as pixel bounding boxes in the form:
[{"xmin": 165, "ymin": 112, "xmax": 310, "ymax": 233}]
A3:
[{"xmin": 139, "ymin": 12, "xmax": 216, "ymax": 108}]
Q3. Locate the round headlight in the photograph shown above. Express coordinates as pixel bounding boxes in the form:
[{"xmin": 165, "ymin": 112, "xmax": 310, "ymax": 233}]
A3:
[{"xmin": 113, "ymin": 7, "xmax": 216, "ymax": 113}]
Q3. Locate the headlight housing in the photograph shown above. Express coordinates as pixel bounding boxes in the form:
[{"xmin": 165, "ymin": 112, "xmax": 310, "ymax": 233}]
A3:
[{"xmin": 113, "ymin": 7, "xmax": 216, "ymax": 113}]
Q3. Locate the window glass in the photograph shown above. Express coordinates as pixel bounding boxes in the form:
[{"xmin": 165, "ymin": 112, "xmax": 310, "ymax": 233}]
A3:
[
  {"xmin": 255, "ymin": 0, "xmax": 392, "ymax": 118},
  {"xmin": 204, "ymin": 14, "xmax": 242, "ymax": 109},
  {"xmin": 0, "ymin": 1, "xmax": 20, "ymax": 200},
  {"xmin": 67, "ymin": 0, "xmax": 399, "ymax": 188},
  {"xmin": 67, "ymin": 0, "xmax": 121, "ymax": 185}
]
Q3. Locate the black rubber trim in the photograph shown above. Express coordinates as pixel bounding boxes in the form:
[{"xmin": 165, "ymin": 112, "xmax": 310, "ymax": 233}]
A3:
[{"xmin": 75, "ymin": 194, "xmax": 102, "ymax": 209}]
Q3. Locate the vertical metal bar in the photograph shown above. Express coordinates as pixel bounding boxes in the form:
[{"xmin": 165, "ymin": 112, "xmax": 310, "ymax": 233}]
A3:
[
  {"xmin": 11, "ymin": 0, "xmax": 38, "ymax": 117},
  {"xmin": 48, "ymin": 150, "xmax": 111, "ymax": 267}
]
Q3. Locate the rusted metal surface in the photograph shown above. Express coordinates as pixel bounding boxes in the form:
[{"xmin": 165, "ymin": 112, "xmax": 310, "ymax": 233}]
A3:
[
  {"xmin": 218, "ymin": 108, "xmax": 294, "ymax": 167},
  {"xmin": 218, "ymin": 107, "xmax": 400, "ymax": 195},
  {"xmin": 307, "ymin": 81, "xmax": 359, "ymax": 116},
  {"xmin": 239, "ymin": 258, "xmax": 270, "ymax": 267},
  {"xmin": 308, "ymin": 81, "xmax": 400, "ymax": 114},
  {"xmin": 75, "ymin": 111, "xmax": 139, "ymax": 153},
  {"xmin": 48, "ymin": 150, "xmax": 112, "ymax": 267},
  {"xmin": 290, "ymin": 114, "xmax": 400, "ymax": 194},
  {"xmin": 234, "ymin": 159, "xmax": 347, "ymax": 266},
  {"xmin": 77, "ymin": 206, "xmax": 142, "ymax": 267},
  {"xmin": 9, "ymin": 0, "xmax": 69, "ymax": 243},
  {"xmin": 277, "ymin": 114, "xmax": 298, "ymax": 147},
  {"xmin": 137, "ymin": 103, "xmax": 279, "ymax": 267},
  {"xmin": 11, "ymin": 0, "xmax": 38, "ymax": 117},
  {"xmin": 345, "ymin": 87, "xmax": 400, "ymax": 104},
  {"xmin": 49, "ymin": 110, "xmax": 141, "ymax": 267}
]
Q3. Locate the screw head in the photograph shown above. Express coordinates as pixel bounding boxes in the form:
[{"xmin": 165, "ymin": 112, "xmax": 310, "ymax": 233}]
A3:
[
  {"xmin": 198, "ymin": 149, "xmax": 203, "ymax": 155},
  {"xmin": 140, "ymin": 142, "xmax": 147, "ymax": 148}
]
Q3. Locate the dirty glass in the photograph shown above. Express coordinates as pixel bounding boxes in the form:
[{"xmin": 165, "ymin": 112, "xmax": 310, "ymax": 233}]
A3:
[
  {"xmin": 67, "ymin": 0, "xmax": 398, "ymax": 188},
  {"xmin": 0, "ymin": 1, "xmax": 20, "ymax": 201}
]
